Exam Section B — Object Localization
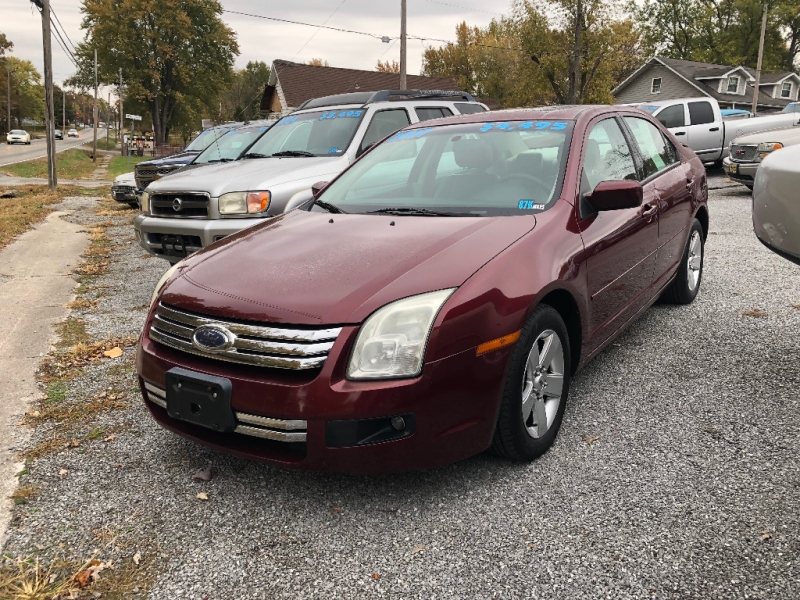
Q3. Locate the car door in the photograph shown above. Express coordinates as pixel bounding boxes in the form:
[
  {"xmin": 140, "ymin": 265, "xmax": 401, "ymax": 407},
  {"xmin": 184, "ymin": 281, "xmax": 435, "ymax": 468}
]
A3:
[
  {"xmin": 576, "ymin": 117, "xmax": 659, "ymax": 349},
  {"xmin": 685, "ymin": 100, "xmax": 723, "ymax": 161},
  {"xmin": 623, "ymin": 115, "xmax": 692, "ymax": 281}
]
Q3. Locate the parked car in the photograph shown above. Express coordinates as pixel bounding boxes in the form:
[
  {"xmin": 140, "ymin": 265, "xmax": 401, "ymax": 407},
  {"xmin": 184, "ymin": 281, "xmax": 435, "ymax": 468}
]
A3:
[
  {"xmin": 68, "ymin": 128, "xmax": 78, "ymax": 138},
  {"xmin": 753, "ymin": 145, "xmax": 800, "ymax": 264},
  {"xmin": 722, "ymin": 126, "xmax": 800, "ymax": 189},
  {"xmin": 133, "ymin": 124, "xmax": 244, "ymax": 191},
  {"xmin": 174, "ymin": 120, "xmax": 276, "ymax": 174},
  {"xmin": 635, "ymin": 98, "xmax": 800, "ymax": 166},
  {"xmin": 111, "ymin": 172, "xmax": 138, "ymax": 207},
  {"xmin": 55, "ymin": 129, "xmax": 63, "ymax": 140},
  {"xmin": 137, "ymin": 105, "xmax": 709, "ymax": 473},
  {"xmin": 134, "ymin": 90, "xmax": 488, "ymax": 263},
  {"xmin": 6, "ymin": 129, "xmax": 31, "ymax": 145}
]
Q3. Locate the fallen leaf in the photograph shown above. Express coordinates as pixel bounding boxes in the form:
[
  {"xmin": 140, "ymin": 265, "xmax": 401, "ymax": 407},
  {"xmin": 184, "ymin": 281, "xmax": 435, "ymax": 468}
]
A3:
[
  {"xmin": 133, "ymin": 552, "xmax": 141, "ymax": 566},
  {"xmin": 331, "ymin": 506, "xmax": 342, "ymax": 512},
  {"xmin": 411, "ymin": 544, "xmax": 425, "ymax": 555},
  {"xmin": 582, "ymin": 435, "xmax": 601, "ymax": 445},
  {"xmin": 59, "ymin": 469, "xmax": 68, "ymax": 476},
  {"xmin": 742, "ymin": 308, "xmax": 768, "ymax": 319},
  {"xmin": 68, "ymin": 439, "xmax": 80, "ymax": 448},
  {"xmin": 103, "ymin": 435, "xmax": 117, "ymax": 443},
  {"xmin": 74, "ymin": 560, "xmax": 107, "ymax": 588},
  {"xmin": 103, "ymin": 347, "xmax": 123, "ymax": 358},
  {"xmin": 74, "ymin": 568, "xmax": 93, "ymax": 588},
  {"xmin": 371, "ymin": 573, "xmax": 380, "ymax": 581},
  {"xmin": 114, "ymin": 463, "xmax": 122, "ymax": 468},
  {"xmin": 30, "ymin": 410, "xmax": 41, "ymax": 418},
  {"xmin": 196, "ymin": 492, "xmax": 209, "ymax": 501},
  {"xmin": 192, "ymin": 467, "xmax": 213, "ymax": 482},
  {"xmin": 527, "ymin": 542, "xmax": 535, "ymax": 549},
  {"xmin": 760, "ymin": 531, "xmax": 772, "ymax": 541}
]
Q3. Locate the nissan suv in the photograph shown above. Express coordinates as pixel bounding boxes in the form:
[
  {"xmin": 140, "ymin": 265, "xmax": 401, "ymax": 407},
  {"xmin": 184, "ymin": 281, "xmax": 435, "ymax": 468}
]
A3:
[{"xmin": 134, "ymin": 90, "xmax": 487, "ymax": 262}]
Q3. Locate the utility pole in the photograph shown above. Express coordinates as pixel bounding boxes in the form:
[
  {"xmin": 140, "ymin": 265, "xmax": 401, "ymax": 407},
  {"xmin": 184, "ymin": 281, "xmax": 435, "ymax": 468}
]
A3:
[
  {"xmin": 399, "ymin": 0, "xmax": 407, "ymax": 90},
  {"xmin": 106, "ymin": 92, "xmax": 110, "ymax": 149},
  {"xmin": 751, "ymin": 3, "xmax": 768, "ymax": 116},
  {"xmin": 36, "ymin": 0, "xmax": 57, "ymax": 188},
  {"xmin": 62, "ymin": 88, "xmax": 65, "ymax": 130},
  {"xmin": 6, "ymin": 58, "xmax": 10, "ymax": 134},
  {"xmin": 568, "ymin": 0, "xmax": 583, "ymax": 104},
  {"xmin": 92, "ymin": 48, "xmax": 98, "ymax": 162},
  {"xmin": 119, "ymin": 68, "xmax": 124, "ymax": 156}
]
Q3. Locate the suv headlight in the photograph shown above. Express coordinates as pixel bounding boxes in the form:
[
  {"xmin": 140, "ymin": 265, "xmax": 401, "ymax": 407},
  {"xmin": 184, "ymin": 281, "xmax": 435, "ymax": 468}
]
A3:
[
  {"xmin": 219, "ymin": 191, "xmax": 271, "ymax": 215},
  {"xmin": 347, "ymin": 289, "xmax": 455, "ymax": 380},
  {"xmin": 757, "ymin": 142, "xmax": 783, "ymax": 160},
  {"xmin": 150, "ymin": 262, "xmax": 181, "ymax": 309},
  {"xmin": 140, "ymin": 191, "xmax": 150, "ymax": 214}
]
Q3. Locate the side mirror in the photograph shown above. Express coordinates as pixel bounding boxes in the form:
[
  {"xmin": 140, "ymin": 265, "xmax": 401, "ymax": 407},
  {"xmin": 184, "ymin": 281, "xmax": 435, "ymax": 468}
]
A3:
[
  {"xmin": 587, "ymin": 180, "xmax": 643, "ymax": 211},
  {"xmin": 311, "ymin": 181, "xmax": 329, "ymax": 198}
]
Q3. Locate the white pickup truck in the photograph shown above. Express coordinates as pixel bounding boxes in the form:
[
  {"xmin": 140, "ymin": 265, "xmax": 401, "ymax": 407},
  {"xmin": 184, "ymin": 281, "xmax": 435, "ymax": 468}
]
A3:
[{"xmin": 635, "ymin": 99, "xmax": 800, "ymax": 166}]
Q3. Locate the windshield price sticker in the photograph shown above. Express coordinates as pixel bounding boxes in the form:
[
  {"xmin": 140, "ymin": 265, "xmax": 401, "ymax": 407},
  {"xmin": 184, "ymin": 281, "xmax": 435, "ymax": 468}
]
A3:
[
  {"xmin": 480, "ymin": 121, "xmax": 568, "ymax": 133},
  {"xmin": 386, "ymin": 128, "xmax": 435, "ymax": 143},
  {"xmin": 319, "ymin": 110, "xmax": 364, "ymax": 120},
  {"xmin": 518, "ymin": 200, "xmax": 546, "ymax": 210}
]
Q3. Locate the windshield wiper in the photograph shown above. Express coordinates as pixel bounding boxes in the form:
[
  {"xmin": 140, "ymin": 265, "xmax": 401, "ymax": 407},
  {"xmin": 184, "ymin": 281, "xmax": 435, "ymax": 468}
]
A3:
[
  {"xmin": 368, "ymin": 207, "xmax": 463, "ymax": 217},
  {"xmin": 207, "ymin": 158, "xmax": 233, "ymax": 163},
  {"xmin": 270, "ymin": 150, "xmax": 317, "ymax": 158},
  {"xmin": 243, "ymin": 152, "xmax": 270, "ymax": 159},
  {"xmin": 314, "ymin": 200, "xmax": 347, "ymax": 214}
]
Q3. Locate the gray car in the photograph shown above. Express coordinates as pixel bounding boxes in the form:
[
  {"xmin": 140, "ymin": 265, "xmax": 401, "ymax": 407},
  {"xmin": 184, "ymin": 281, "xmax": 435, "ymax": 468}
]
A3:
[
  {"xmin": 753, "ymin": 145, "xmax": 800, "ymax": 264},
  {"xmin": 134, "ymin": 90, "xmax": 487, "ymax": 262},
  {"xmin": 723, "ymin": 126, "xmax": 800, "ymax": 189}
]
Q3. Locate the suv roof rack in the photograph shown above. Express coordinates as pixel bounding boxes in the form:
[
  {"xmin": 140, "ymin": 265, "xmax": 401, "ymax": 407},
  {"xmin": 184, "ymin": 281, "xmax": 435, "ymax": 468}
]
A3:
[{"xmin": 297, "ymin": 89, "xmax": 477, "ymax": 111}]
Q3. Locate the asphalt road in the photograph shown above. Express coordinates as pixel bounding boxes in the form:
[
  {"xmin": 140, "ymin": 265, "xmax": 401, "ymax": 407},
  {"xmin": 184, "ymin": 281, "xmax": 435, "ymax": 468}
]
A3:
[
  {"xmin": 0, "ymin": 127, "xmax": 98, "ymax": 167},
  {"xmin": 2, "ymin": 173, "xmax": 799, "ymax": 599}
]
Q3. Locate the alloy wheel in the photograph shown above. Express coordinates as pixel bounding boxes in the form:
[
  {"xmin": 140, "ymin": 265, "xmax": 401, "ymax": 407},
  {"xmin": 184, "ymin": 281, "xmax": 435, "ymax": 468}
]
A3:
[
  {"xmin": 687, "ymin": 230, "xmax": 703, "ymax": 292},
  {"xmin": 521, "ymin": 329, "xmax": 565, "ymax": 439}
]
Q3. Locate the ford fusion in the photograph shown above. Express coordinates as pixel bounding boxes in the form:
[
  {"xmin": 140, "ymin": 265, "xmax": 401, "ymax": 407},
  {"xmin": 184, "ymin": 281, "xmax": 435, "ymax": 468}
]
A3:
[{"xmin": 137, "ymin": 106, "xmax": 709, "ymax": 473}]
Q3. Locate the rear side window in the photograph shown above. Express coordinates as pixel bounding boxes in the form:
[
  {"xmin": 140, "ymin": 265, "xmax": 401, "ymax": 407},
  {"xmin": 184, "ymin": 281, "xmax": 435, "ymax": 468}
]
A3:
[
  {"xmin": 688, "ymin": 101, "xmax": 715, "ymax": 125},
  {"xmin": 454, "ymin": 103, "xmax": 487, "ymax": 114},
  {"xmin": 415, "ymin": 107, "xmax": 453, "ymax": 122},
  {"xmin": 655, "ymin": 104, "xmax": 685, "ymax": 128},
  {"xmin": 359, "ymin": 109, "xmax": 410, "ymax": 154},
  {"xmin": 624, "ymin": 117, "xmax": 678, "ymax": 179}
]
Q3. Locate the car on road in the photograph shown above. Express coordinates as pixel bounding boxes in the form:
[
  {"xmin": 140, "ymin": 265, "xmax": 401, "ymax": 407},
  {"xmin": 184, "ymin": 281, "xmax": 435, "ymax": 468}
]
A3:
[
  {"xmin": 6, "ymin": 129, "xmax": 31, "ymax": 145},
  {"xmin": 723, "ymin": 126, "xmax": 800, "ymax": 189},
  {"xmin": 134, "ymin": 90, "xmax": 488, "ymax": 263},
  {"xmin": 635, "ymin": 98, "xmax": 800, "ymax": 166},
  {"xmin": 137, "ymin": 105, "xmax": 709, "ymax": 473},
  {"xmin": 68, "ymin": 128, "xmax": 78, "ymax": 138},
  {"xmin": 111, "ymin": 171, "xmax": 138, "ymax": 207},
  {"xmin": 55, "ymin": 129, "xmax": 63, "ymax": 140},
  {"xmin": 753, "ymin": 145, "xmax": 800, "ymax": 265}
]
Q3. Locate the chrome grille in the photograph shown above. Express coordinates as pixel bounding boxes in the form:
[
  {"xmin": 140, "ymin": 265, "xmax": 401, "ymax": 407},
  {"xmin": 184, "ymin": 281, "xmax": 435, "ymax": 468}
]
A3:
[
  {"xmin": 143, "ymin": 382, "xmax": 307, "ymax": 442},
  {"xmin": 150, "ymin": 193, "xmax": 209, "ymax": 218},
  {"xmin": 149, "ymin": 303, "xmax": 341, "ymax": 370},
  {"xmin": 730, "ymin": 144, "xmax": 758, "ymax": 163},
  {"xmin": 135, "ymin": 165, "xmax": 180, "ymax": 190}
]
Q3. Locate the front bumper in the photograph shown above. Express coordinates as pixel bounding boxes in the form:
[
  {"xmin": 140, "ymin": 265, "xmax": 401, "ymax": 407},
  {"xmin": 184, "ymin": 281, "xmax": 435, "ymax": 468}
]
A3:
[
  {"xmin": 133, "ymin": 214, "xmax": 259, "ymax": 260},
  {"xmin": 111, "ymin": 186, "xmax": 138, "ymax": 203},
  {"xmin": 136, "ymin": 323, "xmax": 509, "ymax": 474},
  {"xmin": 723, "ymin": 156, "xmax": 758, "ymax": 186}
]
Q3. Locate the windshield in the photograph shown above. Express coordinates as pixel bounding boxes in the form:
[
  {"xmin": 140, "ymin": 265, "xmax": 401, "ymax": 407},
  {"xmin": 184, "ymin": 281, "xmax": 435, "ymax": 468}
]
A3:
[
  {"xmin": 316, "ymin": 120, "xmax": 573, "ymax": 217},
  {"xmin": 10, "ymin": 130, "xmax": 25, "ymax": 134},
  {"xmin": 184, "ymin": 128, "xmax": 229, "ymax": 153},
  {"xmin": 245, "ymin": 109, "xmax": 366, "ymax": 158},
  {"xmin": 193, "ymin": 125, "xmax": 271, "ymax": 164},
  {"xmin": 781, "ymin": 103, "xmax": 799, "ymax": 113}
]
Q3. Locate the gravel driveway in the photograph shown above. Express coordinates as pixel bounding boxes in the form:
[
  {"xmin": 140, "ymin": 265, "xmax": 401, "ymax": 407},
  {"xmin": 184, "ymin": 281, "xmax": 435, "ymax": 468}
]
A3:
[{"xmin": 3, "ymin": 172, "xmax": 799, "ymax": 599}]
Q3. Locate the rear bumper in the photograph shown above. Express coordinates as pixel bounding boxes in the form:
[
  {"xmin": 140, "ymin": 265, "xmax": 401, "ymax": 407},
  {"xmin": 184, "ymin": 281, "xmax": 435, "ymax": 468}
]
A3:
[
  {"xmin": 723, "ymin": 157, "xmax": 758, "ymax": 186},
  {"xmin": 136, "ymin": 321, "xmax": 509, "ymax": 474},
  {"xmin": 133, "ymin": 214, "xmax": 258, "ymax": 260}
]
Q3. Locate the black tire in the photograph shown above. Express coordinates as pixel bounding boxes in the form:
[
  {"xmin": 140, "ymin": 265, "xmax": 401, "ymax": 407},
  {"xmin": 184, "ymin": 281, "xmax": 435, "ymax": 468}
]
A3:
[
  {"xmin": 491, "ymin": 304, "xmax": 571, "ymax": 461},
  {"xmin": 127, "ymin": 201, "xmax": 139, "ymax": 208},
  {"xmin": 709, "ymin": 160, "xmax": 723, "ymax": 170},
  {"xmin": 662, "ymin": 218, "xmax": 704, "ymax": 304}
]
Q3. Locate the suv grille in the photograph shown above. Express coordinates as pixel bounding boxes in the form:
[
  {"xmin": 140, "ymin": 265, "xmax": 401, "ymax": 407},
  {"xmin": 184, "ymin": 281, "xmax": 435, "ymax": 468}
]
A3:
[
  {"xmin": 150, "ymin": 193, "xmax": 209, "ymax": 218},
  {"xmin": 135, "ymin": 165, "xmax": 180, "ymax": 189},
  {"xmin": 730, "ymin": 144, "xmax": 758, "ymax": 163},
  {"xmin": 149, "ymin": 303, "xmax": 342, "ymax": 370}
]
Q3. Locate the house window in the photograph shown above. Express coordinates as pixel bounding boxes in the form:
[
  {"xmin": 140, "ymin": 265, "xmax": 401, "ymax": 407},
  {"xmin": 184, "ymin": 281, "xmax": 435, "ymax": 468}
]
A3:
[
  {"xmin": 781, "ymin": 82, "xmax": 793, "ymax": 99},
  {"xmin": 651, "ymin": 78, "xmax": 662, "ymax": 94},
  {"xmin": 727, "ymin": 76, "xmax": 739, "ymax": 94}
]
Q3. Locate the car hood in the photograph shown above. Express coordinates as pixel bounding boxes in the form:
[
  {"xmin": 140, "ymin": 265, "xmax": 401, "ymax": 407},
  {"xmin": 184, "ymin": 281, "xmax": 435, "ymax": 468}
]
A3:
[
  {"xmin": 138, "ymin": 152, "xmax": 197, "ymax": 168},
  {"xmin": 731, "ymin": 125, "xmax": 800, "ymax": 146},
  {"xmin": 161, "ymin": 210, "xmax": 536, "ymax": 325},
  {"xmin": 114, "ymin": 172, "xmax": 136, "ymax": 185},
  {"xmin": 146, "ymin": 156, "xmax": 349, "ymax": 197}
]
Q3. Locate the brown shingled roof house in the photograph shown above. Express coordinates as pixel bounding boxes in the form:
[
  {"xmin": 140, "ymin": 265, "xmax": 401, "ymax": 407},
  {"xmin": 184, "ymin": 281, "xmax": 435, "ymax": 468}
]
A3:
[{"xmin": 260, "ymin": 60, "xmax": 462, "ymax": 115}]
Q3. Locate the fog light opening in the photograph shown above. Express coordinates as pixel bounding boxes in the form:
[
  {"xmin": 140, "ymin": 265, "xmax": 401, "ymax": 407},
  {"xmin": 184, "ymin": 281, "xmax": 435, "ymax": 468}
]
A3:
[{"xmin": 391, "ymin": 416, "xmax": 406, "ymax": 431}]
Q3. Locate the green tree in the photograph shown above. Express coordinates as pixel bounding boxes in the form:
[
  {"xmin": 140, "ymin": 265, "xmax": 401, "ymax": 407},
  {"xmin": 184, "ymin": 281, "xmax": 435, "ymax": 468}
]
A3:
[
  {"xmin": 70, "ymin": 0, "xmax": 238, "ymax": 143},
  {"xmin": 6, "ymin": 57, "xmax": 45, "ymax": 128},
  {"xmin": 220, "ymin": 61, "xmax": 270, "ymax": 122}
]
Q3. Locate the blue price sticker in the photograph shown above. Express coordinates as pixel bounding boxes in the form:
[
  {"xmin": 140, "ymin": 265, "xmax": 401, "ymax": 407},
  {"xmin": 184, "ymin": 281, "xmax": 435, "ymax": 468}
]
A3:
[
  {"xmin": 320, "ymin": 110, "xmax": 364, "ymax": 121},
  {"xmin": 386, "ymin": 127, "xmax": 434, "ymax": 143},
  {"xmin": 480, "ymin": 121, "xmax": 567, "ymax": 133},
  {"xmin": 518, "ymin": 200, "xmax": 545, "ymax": 210},
  {"xmin": 276, "ymin": 116, "xmax": 299, "ymax": 127}
]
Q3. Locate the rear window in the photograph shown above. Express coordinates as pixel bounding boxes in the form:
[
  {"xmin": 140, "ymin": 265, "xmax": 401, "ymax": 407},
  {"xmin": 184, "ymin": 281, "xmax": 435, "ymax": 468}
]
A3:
[
  {"xmin": 415, "ymin": 107, "xmax": 454, "ymax": 122},
  {"xmin": 688, "ymin": 101, "xmax": 715, "ymax": 125},
  {"xmin": 455, "ymin": 103, "xmax": 487, "ymax": 114}
]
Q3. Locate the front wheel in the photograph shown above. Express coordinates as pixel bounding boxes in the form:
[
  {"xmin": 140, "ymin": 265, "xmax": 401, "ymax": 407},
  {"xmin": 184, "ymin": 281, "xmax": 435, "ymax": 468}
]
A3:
[
  {"xmin": 492, "ymin": 305, "xmax": 571, "ymax": 461},
  {"xmin": 663, "ymin": 219, "xmax": 704, "ymax": 304}
]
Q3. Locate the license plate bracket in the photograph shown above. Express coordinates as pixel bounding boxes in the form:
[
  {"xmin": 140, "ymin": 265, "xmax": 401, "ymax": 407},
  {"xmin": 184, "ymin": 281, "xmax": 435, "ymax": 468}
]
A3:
[
  {"xmin": 165, "ymin": 367, "xmax": 235, "ymax": 432},
  {"xmin": 728, "ymin": 163, "xmax": 739, "ymax": 174}
]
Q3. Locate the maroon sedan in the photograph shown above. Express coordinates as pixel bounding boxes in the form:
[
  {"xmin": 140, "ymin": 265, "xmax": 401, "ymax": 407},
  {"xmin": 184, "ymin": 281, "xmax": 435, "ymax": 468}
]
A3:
[{"xmin": 137, "ymin": 105, "xmax": 708, "ymax": 473}]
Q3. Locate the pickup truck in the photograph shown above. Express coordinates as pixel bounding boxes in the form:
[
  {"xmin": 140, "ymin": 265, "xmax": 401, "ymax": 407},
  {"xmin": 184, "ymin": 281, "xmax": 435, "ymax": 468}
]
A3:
[{"xmin": 636, "ymin": 99, "xmax": 800, "ymax": 166}]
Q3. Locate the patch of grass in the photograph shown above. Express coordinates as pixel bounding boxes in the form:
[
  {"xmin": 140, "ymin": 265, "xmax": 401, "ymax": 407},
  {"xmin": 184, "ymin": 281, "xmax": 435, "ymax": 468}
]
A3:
[
  {"xmin": 0, "ymin": 149, "xmax": 98, "ymax": 180},
  {"xmin": 107, "ymin": 155, "xmax": 149, "ymax": 179},
  {"xmin": 742, "ymin": 308, "xmax": 768, "ymax": 318},
  {"xmin": 27, "ymin": 392, "xmax": 128, "ymax": 426},
  {"xmin": 0, "ymin": 186, "xmax": 65, "ymax": 249},
  {"xmin": 45, "ymin": 381, "xmax": 68, "ymax": 404},
  {"xmin": 65, "ymin": 297, "xmax": 98, "ymax": 310},
  {"xmin": 10, "ymin": 485, "xmax": 38, "ymax": 506},
  {"xmin": 54, "ymin": 318, "xmax": 91, "ymax": 350}
]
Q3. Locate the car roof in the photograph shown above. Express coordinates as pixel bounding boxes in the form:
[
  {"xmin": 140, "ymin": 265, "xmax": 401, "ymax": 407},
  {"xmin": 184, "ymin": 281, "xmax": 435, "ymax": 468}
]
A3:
[{"xmin": 402, "ymin": 104, "xmax": 632, "ymax": 129}]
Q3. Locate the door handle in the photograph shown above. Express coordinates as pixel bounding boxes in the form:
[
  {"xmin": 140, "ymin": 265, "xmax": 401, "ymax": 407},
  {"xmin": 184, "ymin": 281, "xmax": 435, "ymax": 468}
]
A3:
[
  {"xmin": 709, "ymin": 127, "xmax": 720, "ymax": 132},
  {"xmin": 641, "ymin": 204, "xmax": 658, "ymax": 218},
  {"xmin": 674, "ymin": 131, "xmax": 686, "ymax": 136}
]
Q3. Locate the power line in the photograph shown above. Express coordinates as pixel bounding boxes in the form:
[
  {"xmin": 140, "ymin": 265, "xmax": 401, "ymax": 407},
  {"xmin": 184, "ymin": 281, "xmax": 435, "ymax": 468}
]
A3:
[
  {"xmin": 50, "ymin": 16, "xmax": 79, "ymax": 68},
  {"xmin": 50, "ymin": 6, "xmax": 78, "ymax": 52},
  {"xmin": 423, "ymin": 0, "xmax": 505, "ymax": 17},
  {"xmin": 292, "ymin": 0, "xmax": 348, "ymax": 61},
  {"xmin": 223, "ymin": 9, "xmax": 387, "ymax": 41}
]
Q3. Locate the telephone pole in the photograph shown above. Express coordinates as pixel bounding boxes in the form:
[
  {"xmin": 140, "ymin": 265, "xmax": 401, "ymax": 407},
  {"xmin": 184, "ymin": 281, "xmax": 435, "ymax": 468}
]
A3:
[
  {"xmin": 92, "ymin": 48, "xmax": 98, "ymax": 162},
  {"xmin": 119, "ymin": 69, "xmax": 124, "ymax": 156},
  {"xmin": 5, "ymin": 58, "xmax": 10, "ymax": 134},
  {"xmin": 399, "ymin": 0, "xmax": 407, "ymax": 90},
  {"xmin": 62, "ymin": 88, "xmax": 65, "ymax": 130},
  {"xmin": 751, "ymin": 3, "xmax": 768, "ymax": 116},
  {"xmin": 106, "ymin": 92, "xmax": 110, "ymax": 149},
  {"xmin": 35, "ymin": 0, "xmax": 57, "ymax": 188}
]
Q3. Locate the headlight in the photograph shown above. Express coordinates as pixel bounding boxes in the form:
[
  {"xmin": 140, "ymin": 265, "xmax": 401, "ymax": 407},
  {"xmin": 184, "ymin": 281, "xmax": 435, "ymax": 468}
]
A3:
[
  {"xmin": 150, "ymin": 262, "xmax": 181, "ymax": 309},
  {"xmin": 219, "ymin": 191, "xmax": 271, "ymax": 215},
  {"xmin": 347, "ymin": 289, "xmax": 455, "ymax": 380},
  {"xmin": 757, "ymin": 142, "xmax": 783, "ymax": 160},
  {"xmin": 140, "ymin": 191, "xmax": 150, "ymax": 214}
]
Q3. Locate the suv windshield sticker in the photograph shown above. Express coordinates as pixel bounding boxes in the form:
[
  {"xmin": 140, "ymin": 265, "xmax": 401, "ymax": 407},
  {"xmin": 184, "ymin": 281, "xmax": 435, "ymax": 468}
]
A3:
[
  {"xmin": 257, "ymin": 126, "xmax": 269, "ymax": 132},
  {"xmin": 276, "ymin": 116, "xmax": 299, "ymax": 126},
  {"xmin": 386, "ymin": 128, "xmax": 434, "ymax": 143},
  {"xmin": 518, "ymin": 200, "xmax": 546, "ymax": 210},
  {"xmin": 320, "ymin": 110, "xmax": 364, "ymax": 120},
  {"xmin": 479, "ymin": 121, "xmax": 568, "ymax": 133},
  {"xmin": 640, "ymin": 105, "xmax": 660, "ymax": 112},
  {"xmin": 329, "ymin": 147, "xmax": 341, "ymax": 153}
]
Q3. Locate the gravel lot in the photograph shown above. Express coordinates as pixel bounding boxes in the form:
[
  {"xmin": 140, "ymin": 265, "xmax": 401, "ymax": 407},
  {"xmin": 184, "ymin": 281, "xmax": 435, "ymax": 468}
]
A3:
[{"xmin": 3, "ymin": 172, "xmax": 799, "ymax": 599}]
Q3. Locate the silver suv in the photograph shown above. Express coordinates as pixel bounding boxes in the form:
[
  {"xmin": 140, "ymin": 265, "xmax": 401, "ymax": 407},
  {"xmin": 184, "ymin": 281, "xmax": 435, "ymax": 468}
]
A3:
[{"xmin": 134, "ymin": 90, "xmax": 487, "ymax": 262}]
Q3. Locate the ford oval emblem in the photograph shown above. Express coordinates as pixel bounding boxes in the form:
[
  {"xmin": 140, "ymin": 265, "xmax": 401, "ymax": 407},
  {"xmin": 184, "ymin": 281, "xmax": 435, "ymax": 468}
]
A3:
[{"xmin": 192, "ymin": 325, "xmax": 234, "ymax": 353}]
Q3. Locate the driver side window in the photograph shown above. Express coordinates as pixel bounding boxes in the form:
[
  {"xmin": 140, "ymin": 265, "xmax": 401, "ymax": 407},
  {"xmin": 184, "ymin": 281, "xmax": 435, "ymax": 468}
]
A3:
[
  {"xmin": 582, "ymin": 118, "xmax": 637, "ymax": 193},
  {"xmin": 359, "ymin": 109, "xmax": 411, "ymax": 155}
]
